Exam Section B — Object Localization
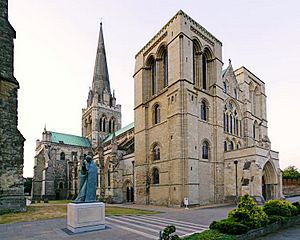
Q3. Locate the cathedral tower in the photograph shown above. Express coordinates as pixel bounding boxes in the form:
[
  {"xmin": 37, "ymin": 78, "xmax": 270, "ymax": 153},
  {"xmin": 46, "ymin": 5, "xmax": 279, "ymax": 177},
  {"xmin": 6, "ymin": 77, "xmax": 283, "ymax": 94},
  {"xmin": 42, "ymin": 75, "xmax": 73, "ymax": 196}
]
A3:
[
  {"xmin": 134, "ymin": 10, "xmax": 224, "ymax": 206},
  {"xmin": 82, "ymin": 23, "xmax": 121, "ymax": 148},
  {"xmin": 0, "ymin": 0, "xmax": 26, "ymax": 212}
]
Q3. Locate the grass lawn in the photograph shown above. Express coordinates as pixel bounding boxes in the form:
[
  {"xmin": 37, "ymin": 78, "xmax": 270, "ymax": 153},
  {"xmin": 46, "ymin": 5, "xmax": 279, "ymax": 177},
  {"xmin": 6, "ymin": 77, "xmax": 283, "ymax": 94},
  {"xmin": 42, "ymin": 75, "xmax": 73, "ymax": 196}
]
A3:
[{"xmin": 0, "ymin": 201, "xmax": 159, "ymax": 224}]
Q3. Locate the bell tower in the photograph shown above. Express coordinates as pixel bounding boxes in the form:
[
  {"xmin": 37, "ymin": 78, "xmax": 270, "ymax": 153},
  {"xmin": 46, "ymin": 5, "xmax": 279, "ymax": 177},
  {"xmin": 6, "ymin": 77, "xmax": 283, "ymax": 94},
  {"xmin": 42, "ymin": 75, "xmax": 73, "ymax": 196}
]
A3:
[{"xmin": 82, "ymin": 22, "xmax": 121, "ymax": 148}]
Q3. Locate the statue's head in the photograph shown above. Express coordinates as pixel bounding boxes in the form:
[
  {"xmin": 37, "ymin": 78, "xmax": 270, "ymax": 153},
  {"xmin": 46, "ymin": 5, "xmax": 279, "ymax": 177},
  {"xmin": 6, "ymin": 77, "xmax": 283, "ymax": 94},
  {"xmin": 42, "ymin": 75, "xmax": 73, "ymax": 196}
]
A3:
[{"xmin": 85, "ymin": 155, "xmax": 93, "ymax": 163}]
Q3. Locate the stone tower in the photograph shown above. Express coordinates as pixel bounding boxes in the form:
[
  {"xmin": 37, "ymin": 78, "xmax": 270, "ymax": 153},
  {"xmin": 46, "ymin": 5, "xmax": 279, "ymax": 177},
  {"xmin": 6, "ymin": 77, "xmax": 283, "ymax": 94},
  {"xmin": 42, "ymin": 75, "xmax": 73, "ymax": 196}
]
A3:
[
  {"xmin": 82, "ymin": 23, "xmax": 121, "ymax": 148},
  {"xmin": 0, "ymin": 0, "xmax": 26, "ymax": 212},
  {"xmin": 134, "ymin": 10, "xmax": 224, "ymax": 206}
]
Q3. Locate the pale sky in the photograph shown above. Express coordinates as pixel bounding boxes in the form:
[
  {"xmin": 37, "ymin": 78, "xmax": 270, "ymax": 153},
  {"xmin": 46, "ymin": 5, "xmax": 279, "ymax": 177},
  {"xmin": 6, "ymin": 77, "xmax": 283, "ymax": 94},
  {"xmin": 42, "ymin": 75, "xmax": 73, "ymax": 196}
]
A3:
[{"xmin": 8, "ymin": 0, "xmax": 300, "ymax": 177}]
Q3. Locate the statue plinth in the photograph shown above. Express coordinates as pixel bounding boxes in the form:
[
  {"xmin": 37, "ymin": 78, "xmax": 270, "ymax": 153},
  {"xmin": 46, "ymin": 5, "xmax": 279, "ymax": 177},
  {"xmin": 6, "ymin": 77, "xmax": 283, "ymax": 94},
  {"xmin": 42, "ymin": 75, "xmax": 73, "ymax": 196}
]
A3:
[{"xmin": 67, "ymin": 202, "xmax": 105, "ymax": 233}]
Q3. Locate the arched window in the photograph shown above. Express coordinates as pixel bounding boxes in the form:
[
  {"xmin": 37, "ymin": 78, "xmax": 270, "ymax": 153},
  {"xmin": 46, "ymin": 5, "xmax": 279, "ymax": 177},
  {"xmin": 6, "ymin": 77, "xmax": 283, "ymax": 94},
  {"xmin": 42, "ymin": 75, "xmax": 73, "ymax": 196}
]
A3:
[
  {"xmin": 202, "ymin": 141, "xmax": 209, "ymax": 159},
  {"xmin": 253, "ymin": 121, "xmax": 258, "ymax": 140},
  {"xmin": 229, "ymin": 141, "xmax": 234, "ymax": 151},
  {"xmin": 230, "ymin": 115, "xmax": 233, "ymax": 134},
  {"xmin": 152, "ymin": 168, "xmax": 159, "ymax": 184},
  {"xmin": 226, "ymin": 113, "xmax": 229, "ymax": 132},
  {"xmin": 224, "ymin": 141, "xmax": 227, "ymax": 152},
  {"xmin": 108, "ymin": 118, "xmax": 115, "ymax": 133},
  {"xmin": 60, "ymin": 152, "xmax": 65, "ymax": 160},
  {"xmin": 162, "ymin": 50, "xmax": 168, "ymax": 88},
  {"xmin": 154, "ymin": 105, "xmax": 160, "ymax": 124},
  {"xmin": 192, "ymin": 41, "xmax": 201, "ymax": 86},
  {"xmin": 153, "ymin": 144, "xmax": 160, "ymax": 160},
  {"xmin": 223, "ymin": 113, "xmax": 226, "ymax": 130},
  {"xmin": 200, "ymin": 101, "xmax": 207, "ymax": 121},
  {"xmin": 150, "ymin": 58, "xmax": 156, "ymax": 95},
  {"xmin": 99, "ymin": 118, "xmax": 102, "ymax": 131},
  {"xmin": 223, "ymin": 82, "xmax": 227, "ymax": 93},
  {"xmin": 202, "ymin": 54, "xmax": 207, "ymax": 90}
]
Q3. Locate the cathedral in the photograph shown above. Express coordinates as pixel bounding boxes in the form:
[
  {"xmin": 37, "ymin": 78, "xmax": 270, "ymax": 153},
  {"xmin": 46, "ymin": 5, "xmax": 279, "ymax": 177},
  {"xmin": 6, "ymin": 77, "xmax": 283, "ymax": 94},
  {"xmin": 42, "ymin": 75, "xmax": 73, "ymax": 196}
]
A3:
[{"xmin": 32, "ymin": 10, "xmax": 283, "ymax": 206}]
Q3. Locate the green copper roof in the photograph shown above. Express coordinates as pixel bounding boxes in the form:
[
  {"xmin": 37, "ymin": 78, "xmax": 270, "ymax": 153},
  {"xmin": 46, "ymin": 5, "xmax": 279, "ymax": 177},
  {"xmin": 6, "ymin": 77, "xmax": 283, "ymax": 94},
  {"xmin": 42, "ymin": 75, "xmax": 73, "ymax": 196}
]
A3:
[
  {"xmin": 103, "ymin": 122, "xmax": 134, "ymax": 143},
  {"xmin": 49, "ymin": 131, "xmax": 91, "ymax": 147}
]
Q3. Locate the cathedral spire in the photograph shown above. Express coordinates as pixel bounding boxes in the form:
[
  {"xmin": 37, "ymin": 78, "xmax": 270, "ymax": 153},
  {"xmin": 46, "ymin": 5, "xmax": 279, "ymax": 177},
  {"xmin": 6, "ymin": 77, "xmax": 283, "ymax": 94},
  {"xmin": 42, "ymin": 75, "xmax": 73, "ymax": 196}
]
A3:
[{"xmin": 92, "ymin": 22, "xmax": 111, "ymax": 96}]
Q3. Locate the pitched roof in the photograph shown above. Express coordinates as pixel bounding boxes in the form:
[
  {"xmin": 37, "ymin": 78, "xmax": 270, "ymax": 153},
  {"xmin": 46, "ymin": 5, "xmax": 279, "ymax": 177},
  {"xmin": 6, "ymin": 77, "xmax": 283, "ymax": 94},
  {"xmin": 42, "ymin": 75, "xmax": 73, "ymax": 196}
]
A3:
[
  {"xmin": 49, "ymin": 131, "xmax": 91, "ymax": 147},
  {"xmin": 103, "ymin": 122, "xmax": 134, "ymax": 143}
]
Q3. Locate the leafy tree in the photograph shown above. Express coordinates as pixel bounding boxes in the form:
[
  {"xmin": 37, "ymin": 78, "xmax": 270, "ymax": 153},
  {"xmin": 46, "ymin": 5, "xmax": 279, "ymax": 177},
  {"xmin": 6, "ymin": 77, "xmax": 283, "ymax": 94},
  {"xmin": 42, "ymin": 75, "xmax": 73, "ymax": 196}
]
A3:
[{"xmin": 282, "ymin": 166, "xmax": 300, "ymax": 179}]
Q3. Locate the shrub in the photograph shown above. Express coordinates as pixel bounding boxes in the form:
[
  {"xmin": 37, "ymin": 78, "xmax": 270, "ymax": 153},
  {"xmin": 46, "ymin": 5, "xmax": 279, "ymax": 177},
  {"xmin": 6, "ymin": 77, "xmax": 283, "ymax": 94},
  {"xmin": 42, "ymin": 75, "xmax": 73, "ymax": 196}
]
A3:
[
  {"xmin": 263, "ymin": 200, "xmax": 298, "ymax": 217},
  {"xmin": 161, "ymin": 225, "xmax": 180, "ymax": 240},
  {"xmin": 268, "ymin": 215, "xmax": 289, "ymax": 224},
  {"xmin": 209, "ymin": 218, "xmax": 249, "ymax": 235},
  {"xmin": 228, "ymin": 194, "xmax": 269, "ymax": 229},
  {"xmin": 184, "ymin": 230, "xmax": 236, "ymax": 240},
  {"xmin": 292, "ymin": 201, "xmax": 300, "ymax": 215}
]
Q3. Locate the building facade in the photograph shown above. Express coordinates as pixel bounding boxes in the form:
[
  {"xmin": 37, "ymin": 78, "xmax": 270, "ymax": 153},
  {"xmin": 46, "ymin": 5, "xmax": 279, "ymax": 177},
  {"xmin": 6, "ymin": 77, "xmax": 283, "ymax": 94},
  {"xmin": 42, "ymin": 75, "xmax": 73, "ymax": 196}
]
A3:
[
  {"xmin": 32, "ymin": 10, "xmax": 282, "ymax": 206},
  {"xmin": 0, "ymin": 0, "xmax": 26, "ymax": 212}
]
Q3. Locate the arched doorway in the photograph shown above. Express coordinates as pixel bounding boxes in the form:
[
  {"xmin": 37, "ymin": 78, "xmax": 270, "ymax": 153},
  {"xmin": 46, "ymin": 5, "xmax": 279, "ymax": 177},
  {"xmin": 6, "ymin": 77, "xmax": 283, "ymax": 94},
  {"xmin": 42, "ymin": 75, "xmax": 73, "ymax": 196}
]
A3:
[
  {"xmin": 262, "ymin": 161, "xmax": 278, "ymax": 200},
  {"xmin": 123, "ymin": 180, "xmax": 134, "ymax": 203}
]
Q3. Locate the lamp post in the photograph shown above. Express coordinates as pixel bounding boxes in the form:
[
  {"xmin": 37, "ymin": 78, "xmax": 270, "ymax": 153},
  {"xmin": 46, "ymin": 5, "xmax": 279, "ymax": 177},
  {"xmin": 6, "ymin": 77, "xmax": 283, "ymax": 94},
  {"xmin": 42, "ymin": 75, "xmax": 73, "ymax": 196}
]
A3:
[{"xmin": 234, "ymin": 160, "xmax": 238, "ymax": 204}]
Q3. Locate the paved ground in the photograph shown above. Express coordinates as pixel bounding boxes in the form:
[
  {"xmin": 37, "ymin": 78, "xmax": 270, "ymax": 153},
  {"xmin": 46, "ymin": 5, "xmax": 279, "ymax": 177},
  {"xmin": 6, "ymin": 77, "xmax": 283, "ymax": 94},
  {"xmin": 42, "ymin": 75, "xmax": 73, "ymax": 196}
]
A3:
[
  {"xmin": 0, "ymin": 204, "xmax": 234, "ymax": 240},
  {"xmin": 1, "ymin": 197, "xmax": 300, "ymax": 240}
]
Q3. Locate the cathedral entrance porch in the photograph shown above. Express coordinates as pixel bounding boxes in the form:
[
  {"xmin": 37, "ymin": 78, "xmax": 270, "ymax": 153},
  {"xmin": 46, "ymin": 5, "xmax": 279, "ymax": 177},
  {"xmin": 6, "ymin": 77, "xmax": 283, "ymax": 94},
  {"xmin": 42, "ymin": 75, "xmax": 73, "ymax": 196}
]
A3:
[{"xmin": 262, "ymin": 161, "xmax": 278, "ymax": 201}]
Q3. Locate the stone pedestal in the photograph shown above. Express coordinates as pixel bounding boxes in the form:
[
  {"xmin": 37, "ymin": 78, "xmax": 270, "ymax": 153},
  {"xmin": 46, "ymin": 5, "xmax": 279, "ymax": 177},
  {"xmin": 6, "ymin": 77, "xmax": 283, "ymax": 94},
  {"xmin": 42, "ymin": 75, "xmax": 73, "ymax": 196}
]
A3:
[{"xmin": 67, "ymin": 202, "xmax": 105, "ymax": 233}]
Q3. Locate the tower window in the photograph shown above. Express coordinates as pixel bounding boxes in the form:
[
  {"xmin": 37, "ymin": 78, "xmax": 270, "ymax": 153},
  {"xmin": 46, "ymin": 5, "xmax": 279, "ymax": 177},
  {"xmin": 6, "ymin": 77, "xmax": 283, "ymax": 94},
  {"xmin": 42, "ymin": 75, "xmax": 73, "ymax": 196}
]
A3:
[
  {"xmin": 153, "ymin": 144, "xmax": 160, "ymax": 160},
  {"xmin": 163, "ymin": 50, "xmax": 168, "ymax": 88},
  {"xmin": 202, "ymin": 54, "xmax": 207, "ymax": 90},
  {"xmin": 224, "ymin": 141, "xmax": 227, "ymax": 151},
  {"xmin": 152, "ymin": 168, "xmax": 159, "ymax": 184},
  {"xmin": 151, "ymin": 59, "xmax": 156, "ymax": 95},
  {"xmin": 202, "ymin": 141, "xmax": 209, "ymax": 159},
  {"xmin": 200, "ymin": 101, "xmax": 207, "ymax": 121},
  {"xmin": 154, "ymin": 105, "xmax": 160, "ymax": 124},
  {"xmin": 229, "ymin": 141, "xmax": 234, "ymax": 151},
  {"xmin": 223, "ymin": 82, "xmax": 227, "ymax": 93}
]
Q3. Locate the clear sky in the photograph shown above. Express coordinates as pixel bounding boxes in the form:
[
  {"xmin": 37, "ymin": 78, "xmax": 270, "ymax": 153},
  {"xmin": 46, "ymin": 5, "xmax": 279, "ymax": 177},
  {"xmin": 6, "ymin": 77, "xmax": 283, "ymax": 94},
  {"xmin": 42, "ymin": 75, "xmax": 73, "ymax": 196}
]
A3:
[{"xmin": 8, "ymin": 0, "xmax": 300, "ymax": 177}]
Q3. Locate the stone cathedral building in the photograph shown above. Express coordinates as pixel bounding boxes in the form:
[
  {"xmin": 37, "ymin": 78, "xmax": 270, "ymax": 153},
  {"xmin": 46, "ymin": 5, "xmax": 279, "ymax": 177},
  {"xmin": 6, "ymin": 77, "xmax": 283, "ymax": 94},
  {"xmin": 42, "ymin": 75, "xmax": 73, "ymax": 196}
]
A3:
[
  {"xmin": 32, "ymin": 10, "xmax": 283, "ymax": 206},
  {"xmin": 0, "ymin": 0, "xmax": 26, "ymax": 212}
]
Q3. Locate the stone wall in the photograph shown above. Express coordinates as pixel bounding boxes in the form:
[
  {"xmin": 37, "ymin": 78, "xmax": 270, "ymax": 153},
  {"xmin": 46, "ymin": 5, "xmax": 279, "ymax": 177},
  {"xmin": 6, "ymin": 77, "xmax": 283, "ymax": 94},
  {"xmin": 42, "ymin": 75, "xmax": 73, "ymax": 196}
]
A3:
[
  {"xmin": 0, "ymin": 0, "xmax": 26, "ymax": 213},
  {"xmin": 282, "ymin": 178, "xmax": 300, "ymax": 197}
]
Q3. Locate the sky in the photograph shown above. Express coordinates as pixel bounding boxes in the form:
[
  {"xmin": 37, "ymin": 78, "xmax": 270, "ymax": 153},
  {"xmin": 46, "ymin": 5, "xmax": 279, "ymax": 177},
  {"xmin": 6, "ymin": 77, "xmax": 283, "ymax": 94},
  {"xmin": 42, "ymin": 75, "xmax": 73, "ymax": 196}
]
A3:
[{"xmin": 7, "ymin": 0, "xmax": 300, "ymax": 177}]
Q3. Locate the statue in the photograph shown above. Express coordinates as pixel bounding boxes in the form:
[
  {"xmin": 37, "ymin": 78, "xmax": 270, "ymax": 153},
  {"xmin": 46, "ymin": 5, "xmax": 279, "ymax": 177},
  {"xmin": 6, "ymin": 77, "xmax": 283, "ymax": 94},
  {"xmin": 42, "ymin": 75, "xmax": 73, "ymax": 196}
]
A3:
[{"xmin": 73, "ymin": 155, "xmax": 98, "ymax": 203}]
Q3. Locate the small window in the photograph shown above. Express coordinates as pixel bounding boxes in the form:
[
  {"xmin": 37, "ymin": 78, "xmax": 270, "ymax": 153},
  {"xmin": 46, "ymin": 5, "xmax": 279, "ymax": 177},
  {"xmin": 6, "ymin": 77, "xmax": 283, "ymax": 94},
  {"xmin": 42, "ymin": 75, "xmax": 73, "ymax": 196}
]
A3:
[
  {"xmin": 60, "ymin": 152, "xmax": 65, "ymax": 160},
  {"xmin": 200, "ymin": 101, "xmax": 207, "ymax": 121},
  {"xmin": 234, "ymin": 88, "xmax": 238, "ymax": 99},
  {"xmin": 154, "ymin": 105, "xmax": 160, "ymax": 124},
  {"xmin": 202, "ymin": 55, "xmax": 207, "ymax": 90},
  {"xmin": 59, "ymin": 182, "xmax": 64, "ymax": 189},
  {"xmin": 153, "ymin": 144, "xmax": 160, "ymax": 160},
  {"xmin": 152, "ymin": 168, "xmax": 159, "ymax": 184},
  {"xmin": 229, "ymin": 141, "xmax": 234, "ymax": 151},
  {"xmin": 223, "ymin": 82, "xmax": 227, "ymax": 93},
  {"xmin": 224, "ymin": 141, "xmax": 227, "ymax": 152},
  {"xmin": 163, "ymin": 50, "xmax": 168, "ymax": 87},
  {"xmin": 202, "ymin": 141, "xmax": 209, "ymax": 159}
]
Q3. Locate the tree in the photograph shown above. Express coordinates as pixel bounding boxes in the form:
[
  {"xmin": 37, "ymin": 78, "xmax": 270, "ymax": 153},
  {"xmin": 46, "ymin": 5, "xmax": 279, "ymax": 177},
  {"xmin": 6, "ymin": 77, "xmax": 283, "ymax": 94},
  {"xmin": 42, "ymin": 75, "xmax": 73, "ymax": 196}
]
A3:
[{"xmin": 282, "ymin": 166, "xmax": 300, "ymax": 179}]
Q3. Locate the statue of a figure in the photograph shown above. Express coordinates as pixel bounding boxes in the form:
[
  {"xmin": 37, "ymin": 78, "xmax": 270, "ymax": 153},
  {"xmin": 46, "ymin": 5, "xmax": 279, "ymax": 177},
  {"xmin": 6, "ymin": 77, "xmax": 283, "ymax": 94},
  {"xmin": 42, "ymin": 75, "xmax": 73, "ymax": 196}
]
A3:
[{"xmin": 73, "ymin": 155, "xmax": 98, "ymax": 203}]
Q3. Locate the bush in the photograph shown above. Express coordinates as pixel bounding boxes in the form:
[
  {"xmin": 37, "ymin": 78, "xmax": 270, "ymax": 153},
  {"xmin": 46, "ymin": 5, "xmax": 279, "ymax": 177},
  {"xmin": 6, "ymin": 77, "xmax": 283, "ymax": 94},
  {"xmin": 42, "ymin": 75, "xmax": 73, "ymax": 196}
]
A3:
[
  {"xmin": 228, "ymin": 194, "xmax": 269, "ymax": 229},
  {"xmin": 209, "ymin": 218, "xmax": 249, "ymax": 235},
  {"xmin": 161, "ymin": 225, "xmax": 180, "ymax": 240},
  {"xmin": 292, "ymin": 201, "xmax": 300, "ymax": 215},
  {"xmin": 263, "ymin": 200, "xmax": 298, "ymax": 217},
  {"xmin": 184, "ymin": 230, "xmax": 236, "ymax": 240},
  {"xmin": 268, "ymin": 215, "xmax": 289, "ymax": 224}
]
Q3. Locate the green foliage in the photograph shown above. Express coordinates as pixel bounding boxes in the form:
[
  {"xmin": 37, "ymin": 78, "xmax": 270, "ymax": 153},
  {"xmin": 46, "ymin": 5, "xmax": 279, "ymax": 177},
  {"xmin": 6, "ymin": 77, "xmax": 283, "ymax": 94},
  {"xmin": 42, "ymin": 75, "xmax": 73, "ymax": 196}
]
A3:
[
  {"xmin": 161, "ymin": 225, "xmax": 180, "ymax": 240},
  {"xmin": 183, "ymin": 230, "xmax": 236, "ymax": 240},
  {"xmin": 263, "ymin": 200, "xmax": 298, "ymax": 217},
  {"xmin": 282, "ymin": 166, "xmax": 300, "ymax": 179},
  {"xmin": 292, "ymin": 201, "xmax": 300, "ymax": 215},
  {"xmin": 209, "ymin": 218, "xmax": 249, "ymax": 235},
  {"xmin": 228, "ymin": 194, "xmax": 269, "ymax": 229},
  {"xmin": 268, "ymin": 215, "xmax": 289, "ymax": 224}
]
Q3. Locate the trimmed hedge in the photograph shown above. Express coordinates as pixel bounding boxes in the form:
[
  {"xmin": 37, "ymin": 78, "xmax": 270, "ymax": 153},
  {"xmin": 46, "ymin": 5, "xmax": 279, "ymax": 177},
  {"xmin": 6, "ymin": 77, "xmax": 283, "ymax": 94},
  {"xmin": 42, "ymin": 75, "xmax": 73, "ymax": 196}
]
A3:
[
  {"xmin": 210, "ymin": 218, "xmax": 249, "ymax": 235},
  {"xmin": 263, "ymin": 200, "xmax": 298, "ymax": 217}
]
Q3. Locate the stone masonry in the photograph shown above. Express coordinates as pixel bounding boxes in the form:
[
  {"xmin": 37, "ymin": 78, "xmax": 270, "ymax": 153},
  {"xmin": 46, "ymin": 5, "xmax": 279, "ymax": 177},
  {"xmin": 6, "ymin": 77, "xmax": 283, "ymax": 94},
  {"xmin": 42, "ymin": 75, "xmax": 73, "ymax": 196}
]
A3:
[{"xmin": 0, "ymin": 0, "xmax": 26, "ymax": 213}]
